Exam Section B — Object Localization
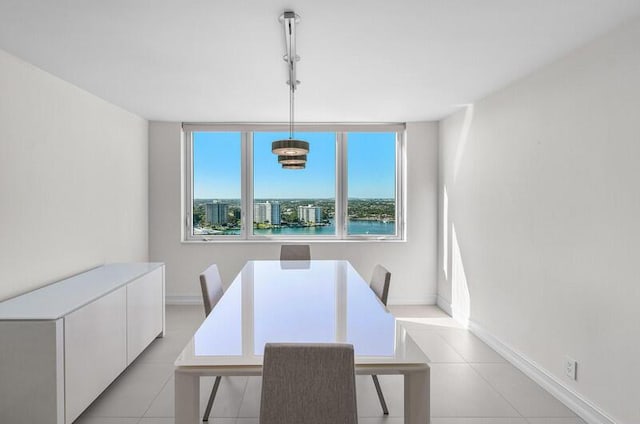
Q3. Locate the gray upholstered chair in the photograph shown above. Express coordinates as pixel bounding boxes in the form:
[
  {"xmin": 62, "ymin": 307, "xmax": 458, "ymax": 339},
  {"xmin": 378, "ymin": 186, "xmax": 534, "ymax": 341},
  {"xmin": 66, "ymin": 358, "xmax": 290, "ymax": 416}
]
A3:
[
  {"xmin": 260, "ymin": 343, "xmax": 358, "ymax": 424},
  {"xmin": 370, "ymin": 264, "xmax": 391, "ymax": 306},
  {"xmin": 280, "ymin": 244, "xmax": 311, "ymax": 261},
  {"xmin": 199, "ymin": 264, "xmax": 225, "ymax": 422},
  {"xmin": 370, "ymin": 264, "xmax": 392, "ymax": 414}
]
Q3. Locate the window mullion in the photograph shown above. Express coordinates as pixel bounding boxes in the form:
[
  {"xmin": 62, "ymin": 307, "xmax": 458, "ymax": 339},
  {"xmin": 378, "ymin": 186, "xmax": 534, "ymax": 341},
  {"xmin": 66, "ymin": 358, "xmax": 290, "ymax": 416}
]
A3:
[
  {"xmin": 336, "ymin": 132, "xmax": 348, "ymax": 239},
  {"xmin": 184, "ymin": 129, "xmax": 194, "ymax": 240},
  {"xmin": 397, "ymin": 131, "xmax": 405, "ymax": 239},
  {"xmin": 243, "ymin": 132, "xmax": 253, "ymax": 240}
]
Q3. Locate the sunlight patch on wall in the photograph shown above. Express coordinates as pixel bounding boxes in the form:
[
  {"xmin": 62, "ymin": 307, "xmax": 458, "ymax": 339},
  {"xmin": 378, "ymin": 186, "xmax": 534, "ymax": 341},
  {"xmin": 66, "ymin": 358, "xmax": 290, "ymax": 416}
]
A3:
[
  {"xmin": 454, "ymin": 104, "xmax": 474, "ymax": 183},
  {"xmin": 451, "ymin": 224, "xmax": 471, "ymax": 326},
  {"xmin": 443, "ymin": 186, "xmax": 449, "ymax": 280}
]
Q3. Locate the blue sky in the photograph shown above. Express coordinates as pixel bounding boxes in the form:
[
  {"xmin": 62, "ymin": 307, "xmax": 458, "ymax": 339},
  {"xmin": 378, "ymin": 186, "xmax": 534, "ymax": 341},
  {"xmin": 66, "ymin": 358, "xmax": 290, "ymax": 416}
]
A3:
[
  {"xmin": 347, "ymin": 132, "xmax": 396, "ymax": 198},
  {"xmin": 254, "ymin": 132, "xmax": 335, "ymax": 198},
  {"xmin": 193, "ymin": 131, "xmax": 395, "ymax": 199},
  {"xmin": 193, "ymin": 132, "xmax": 242, "ymax": 199}
]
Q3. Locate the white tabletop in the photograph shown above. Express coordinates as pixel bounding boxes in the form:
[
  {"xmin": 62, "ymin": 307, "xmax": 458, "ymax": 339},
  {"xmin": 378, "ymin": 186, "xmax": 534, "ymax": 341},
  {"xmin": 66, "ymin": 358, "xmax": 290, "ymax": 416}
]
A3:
[
  {"xmin": 0, "ymin": 263, "xmax": 164, "ymax": 320},
  {"xmin": 175, "ymin": 260, "xmax": 428, "ymax": 367}
]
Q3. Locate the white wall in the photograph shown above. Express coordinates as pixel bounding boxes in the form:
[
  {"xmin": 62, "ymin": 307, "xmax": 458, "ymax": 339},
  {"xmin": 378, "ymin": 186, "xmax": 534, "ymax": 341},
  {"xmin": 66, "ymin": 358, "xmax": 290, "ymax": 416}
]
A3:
[
  {"xmin": 149, "ymin": 121, "xmax": 438, "ymax": 305},
  {"xmin": 0, "ymin": 49, "xmax": 149, "ymax": 301},
  {"xmin": 438, "ymin": 19, "xmax": 640, "ymax": 424}
]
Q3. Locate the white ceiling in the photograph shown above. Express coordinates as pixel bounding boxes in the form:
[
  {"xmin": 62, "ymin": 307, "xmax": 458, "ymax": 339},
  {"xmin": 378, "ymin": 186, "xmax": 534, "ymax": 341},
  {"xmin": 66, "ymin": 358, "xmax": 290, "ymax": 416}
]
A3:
[{"xmin": 0, "ymin": 0, "xmax": 639, "ymax": 122}]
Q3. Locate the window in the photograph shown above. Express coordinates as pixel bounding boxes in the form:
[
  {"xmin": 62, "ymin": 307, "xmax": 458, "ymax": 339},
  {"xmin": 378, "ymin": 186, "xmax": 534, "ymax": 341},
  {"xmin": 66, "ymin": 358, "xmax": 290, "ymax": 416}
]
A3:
[
  {"xmin": 253, "ymin": 132, "xmax": 336, "ymax": 237},
  {"xmin": 191, "ymin": 131, "xmax": 242, "ymax": 237},
  {"xmin": 346, "ymin": 132, "xmax": 397, "ymax": 236},
  {"xmin": 184, "ymin": 124, "xmax": 404, "ymax": 241}
]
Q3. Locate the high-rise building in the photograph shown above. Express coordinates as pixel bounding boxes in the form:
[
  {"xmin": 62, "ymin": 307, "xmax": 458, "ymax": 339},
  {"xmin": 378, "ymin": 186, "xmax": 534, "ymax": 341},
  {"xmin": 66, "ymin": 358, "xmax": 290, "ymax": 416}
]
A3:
[
  {"xmin": 270, "ymin": 201, "xmax": 281, "ymax": 225},
  {"xmin": 253, "ymin": 201, "xmax": 281, "ymax": 225},
  {"xmin": 253, "ymin": 202, "xmax": 272, "ymax": 224},
  {"xmin": 205, "ymin": 202, "xmax": 228, "ymax": 225},
  {"xmin": 297, "ymin": 205, "xmax": 322, "ymax": 223}
]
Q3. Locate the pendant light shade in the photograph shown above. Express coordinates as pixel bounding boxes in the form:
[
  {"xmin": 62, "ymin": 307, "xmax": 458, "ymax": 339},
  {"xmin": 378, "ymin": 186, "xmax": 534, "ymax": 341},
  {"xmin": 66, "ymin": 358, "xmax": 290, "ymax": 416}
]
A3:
[
  {"xmin": 282, "ymin": 163, "xmax": 306, "ymax": 170},
  {"xmin": 272, "ymin": 140, "xmax": 309, "ymax": 156},
  {"xmin": 278, "ymin": 154, "xmax": 307, "ymax": 164}
]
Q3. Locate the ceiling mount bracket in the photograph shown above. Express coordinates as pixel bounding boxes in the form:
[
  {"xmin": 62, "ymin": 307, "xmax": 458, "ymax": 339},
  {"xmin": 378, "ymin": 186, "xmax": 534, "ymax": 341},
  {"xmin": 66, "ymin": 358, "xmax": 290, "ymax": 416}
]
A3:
[{"xmin": 279, "ymin": 11, "xmax": 301, "ymax": 91}]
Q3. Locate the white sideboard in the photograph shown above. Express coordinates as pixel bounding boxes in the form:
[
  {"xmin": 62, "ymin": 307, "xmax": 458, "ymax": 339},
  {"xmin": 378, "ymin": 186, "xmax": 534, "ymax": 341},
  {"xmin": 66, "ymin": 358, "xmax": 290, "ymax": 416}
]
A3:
[{"xmin": 0, "ymin": 263, "xmax": 165, "ymax": 424}]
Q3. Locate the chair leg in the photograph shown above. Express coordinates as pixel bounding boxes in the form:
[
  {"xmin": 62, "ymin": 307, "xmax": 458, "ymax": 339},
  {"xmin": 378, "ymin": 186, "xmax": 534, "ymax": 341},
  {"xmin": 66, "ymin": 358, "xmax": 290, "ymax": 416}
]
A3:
[
  {"xmin": 202, "ymin": 376, "xmax": 222, "ymax": 422},
  {"xmin": 371, "ymin": 374, "xmax": 389, "ymax": 415}
]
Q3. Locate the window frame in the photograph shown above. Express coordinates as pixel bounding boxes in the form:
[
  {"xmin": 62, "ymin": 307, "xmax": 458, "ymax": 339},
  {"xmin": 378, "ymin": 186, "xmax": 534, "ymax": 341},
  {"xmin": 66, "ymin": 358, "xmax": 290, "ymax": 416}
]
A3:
[{"xmin": 183, "ymin": 123, "xmax": 406, "ymax": 242}]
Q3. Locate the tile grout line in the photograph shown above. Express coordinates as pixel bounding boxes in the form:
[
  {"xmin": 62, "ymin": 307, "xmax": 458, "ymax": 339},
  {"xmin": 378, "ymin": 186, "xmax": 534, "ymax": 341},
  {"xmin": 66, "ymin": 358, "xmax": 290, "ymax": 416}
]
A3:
[
  {"xmin": 433, "ymin": 326, "xmax": 508, "ymax": 364},
  {"xmin": 401, "ymin": 320, "xmax": 505, "ymax": 364},
  {"xmin": 398, "ymin": 321, "xmax": 468, "ymax": 364},
  {"xmin": 467, "ymin": 362, "xmax": 529, "ymax": 421},
  {"xmin": 236, "ymin": 375, "xmax": 254, "ymax": 420},
  {"xmin": 468, "ymin": 362, "xmax": 581, "ymax": 422},
  {"xmin": 137, "ymin": 366, "xmax": 175, "ymax": 421},
  {"xmin": 138, "ymin": 307, "xmax": 202, "ymax": 421}
]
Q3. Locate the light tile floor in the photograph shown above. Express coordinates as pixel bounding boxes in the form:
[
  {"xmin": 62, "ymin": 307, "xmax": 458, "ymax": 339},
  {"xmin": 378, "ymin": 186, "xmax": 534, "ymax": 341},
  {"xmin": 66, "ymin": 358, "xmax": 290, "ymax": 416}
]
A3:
[{"xmin": 74, "ymin": 305, "xmax": 585, "ymax": 424}]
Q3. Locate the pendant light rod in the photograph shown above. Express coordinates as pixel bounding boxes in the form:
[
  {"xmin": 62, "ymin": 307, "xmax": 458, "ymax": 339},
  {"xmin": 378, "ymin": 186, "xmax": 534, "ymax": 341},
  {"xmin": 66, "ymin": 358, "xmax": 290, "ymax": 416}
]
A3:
[{"xmin": 289, "ymin": 81, "xmax": 294, "ymax": 139}]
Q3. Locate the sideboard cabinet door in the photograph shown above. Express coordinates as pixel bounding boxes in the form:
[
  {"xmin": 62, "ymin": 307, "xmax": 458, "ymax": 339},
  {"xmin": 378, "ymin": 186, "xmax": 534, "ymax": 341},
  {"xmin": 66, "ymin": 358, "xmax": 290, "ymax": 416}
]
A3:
[
  {"xmin": 64, "ymin": 287, "xmax": 127, "ymax": 424},
  {"xmin": 126, "ymin": 266, "xmax": 164, "ymax": 364}
]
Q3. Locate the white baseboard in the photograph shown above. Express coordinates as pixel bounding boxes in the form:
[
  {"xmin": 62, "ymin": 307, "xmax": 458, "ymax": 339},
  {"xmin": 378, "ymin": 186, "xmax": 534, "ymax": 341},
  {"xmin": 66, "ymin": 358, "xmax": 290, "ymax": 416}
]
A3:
[
  {"xmin": 468, "ymin": 320, "xmax": 616, "ymax": 424},
  {"xmin": 436, "ymin": 295, "xmax": 452, "ymax": 315},
  {"xmin": 166, "ymin": 295, "xmax": 202, "ymax": 305}
]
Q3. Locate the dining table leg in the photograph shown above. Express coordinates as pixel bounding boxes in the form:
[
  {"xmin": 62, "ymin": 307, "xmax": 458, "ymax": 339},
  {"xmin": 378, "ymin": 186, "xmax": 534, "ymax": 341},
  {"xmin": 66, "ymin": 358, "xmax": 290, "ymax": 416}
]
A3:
[
  {"xmin": 175, "ymin": 369, "xmax": 200, "ymax": 424},
  {"xmin": 404, "ymin": 366, "xmax": 430, "ymax": 424}
]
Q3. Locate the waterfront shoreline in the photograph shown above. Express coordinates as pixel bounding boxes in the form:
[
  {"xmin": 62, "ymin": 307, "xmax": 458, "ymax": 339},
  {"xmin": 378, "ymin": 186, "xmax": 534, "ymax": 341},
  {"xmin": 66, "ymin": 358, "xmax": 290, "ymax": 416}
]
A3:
[{"xmin": 195, "ymin": 219, "xmax": 395, "ymax": 236}]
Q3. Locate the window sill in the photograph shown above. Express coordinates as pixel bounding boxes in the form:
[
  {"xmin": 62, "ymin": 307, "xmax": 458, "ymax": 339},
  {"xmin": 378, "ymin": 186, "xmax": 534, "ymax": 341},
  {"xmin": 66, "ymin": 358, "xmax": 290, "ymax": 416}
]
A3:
[{"xmin": 181, "ymin": 238, "xmax": 406, "ymax": 244}]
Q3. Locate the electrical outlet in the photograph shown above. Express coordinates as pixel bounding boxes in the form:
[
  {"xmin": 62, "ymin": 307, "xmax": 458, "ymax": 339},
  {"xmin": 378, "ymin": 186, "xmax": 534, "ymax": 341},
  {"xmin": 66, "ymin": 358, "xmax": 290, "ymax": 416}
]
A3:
[{"xmin": 564, "ymin": 356, "xmax": 577, "ymax": 380}]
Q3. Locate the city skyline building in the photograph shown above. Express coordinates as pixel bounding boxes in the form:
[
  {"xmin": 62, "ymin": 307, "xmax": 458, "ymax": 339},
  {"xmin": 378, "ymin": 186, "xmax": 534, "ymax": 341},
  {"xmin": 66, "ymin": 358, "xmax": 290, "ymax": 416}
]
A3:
[
  {"xmin": 254, "ymin": 201, "xmax": 271, "ymax": 224},
  {"xmin": 205, "ymin": 202, "xmax": 228, "ymax": 225},
  {"xmin": 297, "ymin": 205, "xmax": 322, "ymax": 223},
  {"xmin": 254, "ymin": 201, "xmax": 282, "ymax": 225},
  {"xmin": 270, "ymin": 201, "xmax": 281, "ymax": 225}
]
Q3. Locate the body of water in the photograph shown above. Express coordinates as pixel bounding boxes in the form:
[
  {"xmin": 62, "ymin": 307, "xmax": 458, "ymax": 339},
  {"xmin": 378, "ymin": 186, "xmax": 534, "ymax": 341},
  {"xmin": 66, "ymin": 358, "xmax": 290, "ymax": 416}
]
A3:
[{"xmin": 253, "ymin": 219, "xmax": 395, "ymax": 236}]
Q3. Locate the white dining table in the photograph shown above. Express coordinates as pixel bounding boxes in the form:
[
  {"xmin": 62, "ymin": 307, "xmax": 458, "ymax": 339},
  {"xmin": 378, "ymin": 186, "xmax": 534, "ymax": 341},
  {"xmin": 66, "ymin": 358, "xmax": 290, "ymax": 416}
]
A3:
[{"xmin": 174, "ymin": 260, "xmax": 430, "ymax": 423}]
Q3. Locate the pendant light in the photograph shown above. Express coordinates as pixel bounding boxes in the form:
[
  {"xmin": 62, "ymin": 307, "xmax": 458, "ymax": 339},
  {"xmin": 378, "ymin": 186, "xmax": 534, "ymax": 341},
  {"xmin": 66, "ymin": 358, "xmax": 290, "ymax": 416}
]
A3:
[{"xmin": 272, "ymin": 11, "xmax": 309, "ymax": 166}]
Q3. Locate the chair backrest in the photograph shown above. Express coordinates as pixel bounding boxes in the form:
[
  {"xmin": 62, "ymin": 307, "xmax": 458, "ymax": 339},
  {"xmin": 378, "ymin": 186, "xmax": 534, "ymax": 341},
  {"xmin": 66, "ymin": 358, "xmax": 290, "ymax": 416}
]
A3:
[
  {"xmin": 370, "ymin": 264, "xmax": 391, "ymax": 306},
  {"xmin": 199, "ymin": 264, "xmax": 224, "ymax": 316},
  {"xmin": 280, "ymin": 244, "xmax": 311, "ymax": 261},
  {"xmin": 260, "ymin": 343, "xmax": 358, "ymax": 424}
]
